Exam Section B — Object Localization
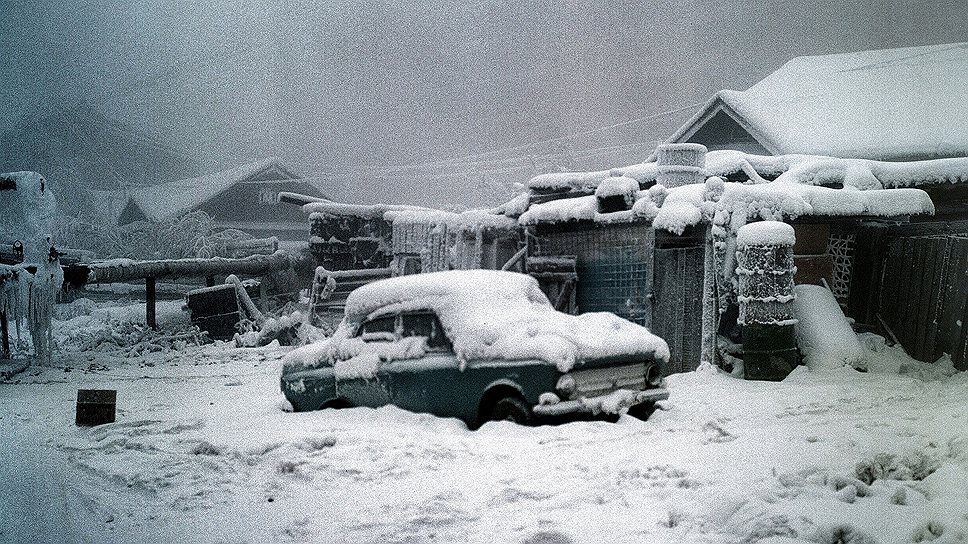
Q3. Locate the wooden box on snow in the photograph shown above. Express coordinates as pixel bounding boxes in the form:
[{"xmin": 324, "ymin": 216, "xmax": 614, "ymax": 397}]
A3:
[
  {"xmin": 76, "ymin": 389, "xmax": 116, "ymax": 426},
  {"xmin": 186, "ymin": 284, "xmax": 241, "ymax": 341}
]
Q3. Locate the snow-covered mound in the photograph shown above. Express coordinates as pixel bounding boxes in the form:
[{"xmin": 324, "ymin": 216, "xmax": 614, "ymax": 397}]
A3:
[
  {"xmin": 284, "ymin": 270, "xmax": 670, "ymax": 373},
  {"xmin": 793, "ymin": 285, "xmax": 865, "ymax": 371}
]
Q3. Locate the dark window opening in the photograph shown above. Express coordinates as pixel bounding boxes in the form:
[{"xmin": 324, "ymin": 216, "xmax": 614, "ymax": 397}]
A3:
[
  {"xmin": 400, "ymin": 312, "xmax": 452, "ymax": 351},
  {"xmin": 358, "ymin": 315, "xmax": 396, "ymax": 338}
]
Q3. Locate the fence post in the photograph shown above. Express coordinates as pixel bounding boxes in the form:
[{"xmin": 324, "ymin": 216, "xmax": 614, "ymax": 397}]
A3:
[
  {"xmin": 145, "ymin": 276, "xmax": 157, "ymax": 330},
  {"xmin": 1, "ymin": 311, "xmax": 9, "ymax": 358}
]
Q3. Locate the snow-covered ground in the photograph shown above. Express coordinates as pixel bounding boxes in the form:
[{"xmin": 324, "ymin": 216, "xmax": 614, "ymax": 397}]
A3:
[{"xmin": 1, "ymin": 302, "xmax": 967, "ymax": 544}]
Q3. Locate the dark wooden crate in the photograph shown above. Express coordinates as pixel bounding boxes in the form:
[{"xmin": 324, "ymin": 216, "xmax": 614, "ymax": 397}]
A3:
[
  {"xmin": 76, "ymin": 389, "xmax": 117, "ymax": 426},
  {"xmin": 186, "ymin": 284, "xmax": 239, "ymax": 316}
]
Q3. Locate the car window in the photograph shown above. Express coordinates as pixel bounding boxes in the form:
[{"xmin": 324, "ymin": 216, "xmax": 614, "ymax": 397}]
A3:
[
  {"xmin": 358, "ymin": 315, "xmax": 396, "ymax": 339},
  {"xmin": 400, "ymin": 312, "xmax": 452, "ymax": 351}
]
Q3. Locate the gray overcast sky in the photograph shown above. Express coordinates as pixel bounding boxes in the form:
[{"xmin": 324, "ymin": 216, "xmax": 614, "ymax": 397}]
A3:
[{"xmin": 3, "ymin": 0, "xmax": 968, "ymax": 180}]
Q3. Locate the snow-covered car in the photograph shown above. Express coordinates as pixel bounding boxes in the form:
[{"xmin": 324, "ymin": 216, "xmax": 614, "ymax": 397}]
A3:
[{"xmin": 280, "ymin": 270, "xmax": 670, "ymax": 427}]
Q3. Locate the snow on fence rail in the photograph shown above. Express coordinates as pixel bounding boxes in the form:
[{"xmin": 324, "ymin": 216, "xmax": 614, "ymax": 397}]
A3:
[{"xmin": 79, "ymin": 250, "xmax": 294, "ymax": 330}]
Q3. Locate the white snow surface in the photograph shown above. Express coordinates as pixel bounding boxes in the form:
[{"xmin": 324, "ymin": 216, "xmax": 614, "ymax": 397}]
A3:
[
  {"xmin": 736, "ymin": 221, "xmax": 796, "ymax": 248},
  {"xmin": 593, "ymin": 175, "xmax": 639, "ymax": 200},
  {"xmin": 303, "ymin": 201, "xmax": 430, "ymax": 219},
  {"xmin": 793, "ymin": 285, "xmax": 866, "ymax": 371},
  {"xmin": 283, "ymin": 270, "xmax": 670, "ymax": 373},
  {"xmin": 529, "ymin": 151, "xmax": 968, "ymax": 195},
  {"xmin": 384, "ymin": 208, "xmax": 517, "ymax": 231},
  {"xmin": 2, "ymin": 313, "xmax": 967, "ymax": 543}
]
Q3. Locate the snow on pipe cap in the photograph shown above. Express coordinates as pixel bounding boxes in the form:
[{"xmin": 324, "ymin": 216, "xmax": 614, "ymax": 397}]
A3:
[
  {"xmin": 736, "ymin": 221, "xmax": 796, "ymax": 248},
  {"xmin": 655, "ymin": 143, "xmax": 707, "ymax": 168}
]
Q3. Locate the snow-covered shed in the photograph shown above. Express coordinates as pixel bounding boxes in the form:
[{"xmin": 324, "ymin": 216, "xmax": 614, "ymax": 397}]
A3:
[
  {"xmin": 514, "ymin": 146, "xmax": 959, "ymax": 374},
  {"xmin": 663, "ymin": 43, "xmax": 968, "ymax": 162},
  {"xmin": 112, "ymin": 158, "xmax": 327, "ymax": 242},
  {"xmin": 302, "ymin": 202, "xmax": 429, "ymax": 271},
  {"xmin": 383, "ymin": 209, "xmax": 520, "ymax": 276}
]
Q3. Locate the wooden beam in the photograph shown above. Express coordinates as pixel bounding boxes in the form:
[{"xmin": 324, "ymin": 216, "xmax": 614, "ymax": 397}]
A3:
[{"xmin": 87, "ymin": 250, "xmax": 293, "ymax": 284}]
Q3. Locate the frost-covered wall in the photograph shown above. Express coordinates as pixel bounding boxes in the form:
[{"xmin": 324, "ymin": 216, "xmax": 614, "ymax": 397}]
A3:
[
  {"xmin": 0, "ymin": 171, "xmax": 63, "ymax": 361},
  {"xmin": 0, "ymin": 171, "xmax": 57, "ymax": 263},
  {"xmin": 385, "ymin": 209, "xmax": 519, "ymax": 275}
]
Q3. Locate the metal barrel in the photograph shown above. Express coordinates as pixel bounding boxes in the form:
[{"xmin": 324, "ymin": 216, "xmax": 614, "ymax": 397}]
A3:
[{"xmin": 735, "ymin": 221, "xmax": 798, "ymax": 380}]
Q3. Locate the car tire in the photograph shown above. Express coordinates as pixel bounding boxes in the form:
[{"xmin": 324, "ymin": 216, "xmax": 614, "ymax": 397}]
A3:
[
  {"xmin": 626, "ymin": 401, "xmax": 657, "ymax": 421},
  {"xmin": 488, "ymin": 396, "xmax": 534, "ymax": 426}
]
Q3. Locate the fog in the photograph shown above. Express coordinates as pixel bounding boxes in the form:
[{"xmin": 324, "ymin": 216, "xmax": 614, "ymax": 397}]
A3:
[{"xmin": 2, "ymin": 0, "xmax": 967, "ymax": 206}]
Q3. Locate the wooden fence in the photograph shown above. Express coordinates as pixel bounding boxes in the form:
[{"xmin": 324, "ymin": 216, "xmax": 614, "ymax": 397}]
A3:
[{"xmin": 878, "ymin": 234, "xmax": 968, "ymax": 369}]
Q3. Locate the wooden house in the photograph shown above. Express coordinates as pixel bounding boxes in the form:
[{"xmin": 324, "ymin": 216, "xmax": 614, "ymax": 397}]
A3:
[{"xmin": 109, "ymin": 158, "xmax": 326, "ymax": 242}]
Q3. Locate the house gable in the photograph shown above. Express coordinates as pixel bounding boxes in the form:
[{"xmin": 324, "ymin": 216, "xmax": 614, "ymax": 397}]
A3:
[
  {"xmin": 685, "ymin": 109, "xmax": 773, "ymax": 156},
  {"xmin": 117, "ymin": 199, "xmax": 149, "ymax": 225}
]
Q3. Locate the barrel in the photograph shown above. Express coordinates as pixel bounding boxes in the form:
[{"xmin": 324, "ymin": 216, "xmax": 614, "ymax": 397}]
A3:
[{"xmin": 736, "ymin": 221, "xmax": 798, "ymax": 381}]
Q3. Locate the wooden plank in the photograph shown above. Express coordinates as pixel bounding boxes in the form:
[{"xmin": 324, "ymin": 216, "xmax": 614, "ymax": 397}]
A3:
[
  {"xmin": 922, "ymin": 237, "xmax": 949, "ymax": 361},
  {"xmin": 941, "ymin": 239, "xmax": 968, "ymax": 365},
  {"xmin": 958, "ymin": 290, "xmax": 968, "ymax": 371},
  {"xmin": 1, "ymin": 311, "xmax": 9, "ymax": 358},
  {"xmin": 146, "ymin": 276, "xmax": 157, "ymax": 330},
  {"xmin": 902, "ymin": 238, "xmax": 925, "ymax": 352},
  {"xmin": 913, "ymin": 238, "xmax": 939, "ymax": 360},
  {"xmin": 848, "ymin": 225, "xmax": 884, "ymax": 325},
  {"xmin": 885, "ymin": 238, "xmax": 911, "ymax": 342}
]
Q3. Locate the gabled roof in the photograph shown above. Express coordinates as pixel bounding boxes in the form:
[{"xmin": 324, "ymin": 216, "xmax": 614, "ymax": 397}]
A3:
[
  {"xmin": 666, "ymin": 43, "xmax": 968, "ymax": 161},
  {"xmin": 129, "ymin": 157, "xmax": 300, "ymax": 222}
]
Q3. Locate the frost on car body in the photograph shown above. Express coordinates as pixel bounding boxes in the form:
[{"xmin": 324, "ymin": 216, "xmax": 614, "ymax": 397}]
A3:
[{"xmin": 280, "ymin": 270, "xmax": 671, "ymax": 427}]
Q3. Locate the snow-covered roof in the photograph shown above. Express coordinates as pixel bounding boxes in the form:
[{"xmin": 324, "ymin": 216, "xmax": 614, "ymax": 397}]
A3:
[
  {"xmin": 530, "ymin": 151, "xmax": 968, "ymax": 195},
  {"xmin": 668, "ymin": 43, "xmax": 968, "ymax": 160},
  {"xmin": 283, "ymin": 270, "xmax": 670, "ymax": 372},
  {"xmin": 302, "ymin": 201, "xmax": 431, "ymax": 220},
  {"xmin": 129, "ymin": 157, "xmax": 300, "ymax": 222},
  {"xmin": 521, "ymin": 151, "xmax": 941, "ymax": 233},
  {"xmin": 384, "ymin": 209, "xmax": 518, "ymax": 231}
]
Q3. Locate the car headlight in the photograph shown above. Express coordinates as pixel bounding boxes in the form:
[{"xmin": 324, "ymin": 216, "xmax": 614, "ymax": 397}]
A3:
[
  {"xmin": 556, "ymin": 374, "xmax": 577, "ymax": 398},
  {"xmin": 644, "ymin": 363, "xmax": 662, "ymax": 388}
]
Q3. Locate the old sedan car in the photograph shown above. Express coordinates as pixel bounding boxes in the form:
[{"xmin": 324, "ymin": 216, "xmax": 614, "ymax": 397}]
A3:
[{"xmin": 281, "ymin": 270, "xmax": 670, "ymax": 428}]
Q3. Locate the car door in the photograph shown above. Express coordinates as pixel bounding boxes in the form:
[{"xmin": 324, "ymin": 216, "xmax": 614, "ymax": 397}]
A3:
[
  {"xmin": 382, "ymin": 311, "xmax": 461, "ymax": 417},
  {"xmin": 335, "ymin": 314, "xmax": 396, "ymax": 408}
]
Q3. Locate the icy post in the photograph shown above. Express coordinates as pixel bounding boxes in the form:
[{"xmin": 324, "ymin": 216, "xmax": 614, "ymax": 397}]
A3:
[{"xmin": 735, "ymin": 221, "xmax": 798, "ymax": 380}]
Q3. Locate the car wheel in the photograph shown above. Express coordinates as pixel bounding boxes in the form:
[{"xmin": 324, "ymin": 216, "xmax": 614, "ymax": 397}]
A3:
[
  {"xmin": 626, "ymin": 401, "xmax": 657, "ymax": 421},
  {"xmin": 488, "ymin": 396, "xmax": 534, "ymax": 426}
]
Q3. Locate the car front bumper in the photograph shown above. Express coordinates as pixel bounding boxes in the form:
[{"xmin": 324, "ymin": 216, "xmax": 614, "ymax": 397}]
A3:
[{"xmin": 532, "ymin": 388, "xmax": 670, "ymax": 417}]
